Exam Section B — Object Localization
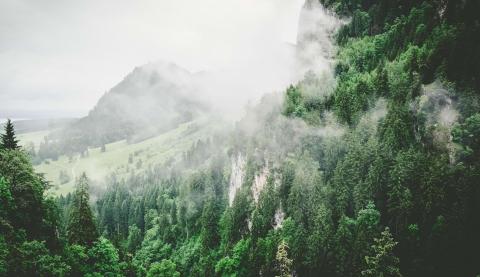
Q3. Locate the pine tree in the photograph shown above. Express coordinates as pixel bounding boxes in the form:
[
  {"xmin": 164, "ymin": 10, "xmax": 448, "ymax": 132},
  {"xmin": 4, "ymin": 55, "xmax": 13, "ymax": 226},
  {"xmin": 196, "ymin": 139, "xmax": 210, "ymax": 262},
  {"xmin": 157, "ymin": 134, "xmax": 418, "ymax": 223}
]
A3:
[
  {"xmin": 1, "ymin": 119, "xmax": 19, "ymax": 150},
  {"xmin": 276, "ymin": 240, "xmax": 293, "ymax": 277},
  {"xmin": 361, "ymin": 227, "xmax": 402, "ymax": 277},
  {"xmin": 67, "ymin": 173, "xmax": 99, "ymax": 246}
]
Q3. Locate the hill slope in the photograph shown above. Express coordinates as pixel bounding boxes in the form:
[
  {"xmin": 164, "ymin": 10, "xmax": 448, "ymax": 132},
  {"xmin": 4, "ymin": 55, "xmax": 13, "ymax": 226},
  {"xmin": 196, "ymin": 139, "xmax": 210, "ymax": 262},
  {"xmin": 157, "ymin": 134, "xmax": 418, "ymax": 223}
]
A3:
[
  {"xmin": 35, "ymin": 117, "xmax": 225, "ymax": 195},
  {"xmin": 47, "ymin": 62, "xmax": 209, "ymax": 156}
]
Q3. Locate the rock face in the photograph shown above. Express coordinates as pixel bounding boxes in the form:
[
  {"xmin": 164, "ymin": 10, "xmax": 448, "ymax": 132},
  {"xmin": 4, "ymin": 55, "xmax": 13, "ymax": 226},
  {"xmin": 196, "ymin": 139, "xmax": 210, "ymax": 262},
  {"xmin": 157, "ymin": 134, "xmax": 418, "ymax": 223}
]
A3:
[
  {"xmin": 228, "ymin": 153, "xmax": 246, "ymax": 206},
  {"xmin": 251, "ymin": 165, "xmax": 269, "ymax": 205},
  {"xmin": 274, "ymin": 208, "xmax": 285, "ymax": 230}
]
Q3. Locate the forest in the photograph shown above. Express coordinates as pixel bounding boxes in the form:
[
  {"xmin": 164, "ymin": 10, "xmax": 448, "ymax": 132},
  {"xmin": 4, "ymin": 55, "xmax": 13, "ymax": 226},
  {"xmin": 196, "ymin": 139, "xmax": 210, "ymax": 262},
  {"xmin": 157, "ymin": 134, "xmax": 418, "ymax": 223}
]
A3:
[{"xmin": 1, "ymin": 0, "xmax": 480, "ymax": 276}]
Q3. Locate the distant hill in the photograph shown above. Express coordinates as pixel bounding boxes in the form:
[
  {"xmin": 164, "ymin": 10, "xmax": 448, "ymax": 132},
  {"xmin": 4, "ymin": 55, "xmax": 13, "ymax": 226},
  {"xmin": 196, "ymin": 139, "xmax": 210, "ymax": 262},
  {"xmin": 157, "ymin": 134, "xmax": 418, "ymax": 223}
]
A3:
[
  {"xmin": 48, "ymin": 62, "xmax": 209, "ymax": 155},
  {"xmin": 0, "ymin": 118, "xmax": 76, "ymax": 134}
]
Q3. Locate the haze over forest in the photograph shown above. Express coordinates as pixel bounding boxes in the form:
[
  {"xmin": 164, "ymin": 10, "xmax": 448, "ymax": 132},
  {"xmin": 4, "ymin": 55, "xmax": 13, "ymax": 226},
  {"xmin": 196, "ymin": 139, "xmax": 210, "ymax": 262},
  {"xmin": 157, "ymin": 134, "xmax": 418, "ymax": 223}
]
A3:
[{"xmin": 0, "ymin": 0, "xmax": 479, "ymax": 276}]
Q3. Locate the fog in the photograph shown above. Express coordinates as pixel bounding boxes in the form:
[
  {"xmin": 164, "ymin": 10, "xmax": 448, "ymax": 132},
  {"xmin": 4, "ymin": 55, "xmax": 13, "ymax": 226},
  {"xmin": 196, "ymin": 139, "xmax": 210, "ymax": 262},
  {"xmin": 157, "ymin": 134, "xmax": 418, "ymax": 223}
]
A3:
[
  {"xmin": 0, "ymin": 0, "xmax": 307, "ymax": 119},
  {"xmin": 5, "ymin": 0, "xmax": 347, "ymax": 194}
]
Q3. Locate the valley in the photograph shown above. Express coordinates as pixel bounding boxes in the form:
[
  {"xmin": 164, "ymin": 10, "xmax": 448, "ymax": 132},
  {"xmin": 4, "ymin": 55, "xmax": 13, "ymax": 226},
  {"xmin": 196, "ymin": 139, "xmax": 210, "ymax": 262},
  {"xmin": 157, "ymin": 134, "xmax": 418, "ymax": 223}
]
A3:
[
  {"xmin": 20, "ymin": 117, "xmax": 226, "ymax": 195},
  {"xmin": 1, "ymin": 0, "xmax": 479, "ymax": 276}
]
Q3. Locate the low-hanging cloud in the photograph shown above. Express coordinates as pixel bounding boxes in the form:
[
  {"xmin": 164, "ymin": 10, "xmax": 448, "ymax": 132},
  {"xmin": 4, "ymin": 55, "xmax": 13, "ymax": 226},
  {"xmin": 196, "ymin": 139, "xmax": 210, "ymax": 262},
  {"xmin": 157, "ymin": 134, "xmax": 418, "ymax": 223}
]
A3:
[{"xmin": 0, "ymin": 0, "xmax": 306, "ymax": 119}]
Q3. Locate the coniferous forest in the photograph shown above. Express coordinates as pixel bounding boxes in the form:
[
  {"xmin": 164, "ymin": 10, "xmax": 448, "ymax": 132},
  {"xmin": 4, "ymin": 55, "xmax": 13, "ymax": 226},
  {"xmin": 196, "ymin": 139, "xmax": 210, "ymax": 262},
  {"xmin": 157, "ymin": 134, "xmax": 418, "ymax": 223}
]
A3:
[{"xmin": 1, "ymin": 0, "xmax": 480, "ymax": 276}]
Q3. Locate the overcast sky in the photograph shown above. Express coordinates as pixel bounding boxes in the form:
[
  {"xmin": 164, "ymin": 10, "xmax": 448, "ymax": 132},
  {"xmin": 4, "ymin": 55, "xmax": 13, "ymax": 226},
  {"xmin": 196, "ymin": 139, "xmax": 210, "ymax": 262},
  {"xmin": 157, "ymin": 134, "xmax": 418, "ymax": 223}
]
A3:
[{"xmin": 0, "ymin": 0, "xmax": 305, "ymax": 119}]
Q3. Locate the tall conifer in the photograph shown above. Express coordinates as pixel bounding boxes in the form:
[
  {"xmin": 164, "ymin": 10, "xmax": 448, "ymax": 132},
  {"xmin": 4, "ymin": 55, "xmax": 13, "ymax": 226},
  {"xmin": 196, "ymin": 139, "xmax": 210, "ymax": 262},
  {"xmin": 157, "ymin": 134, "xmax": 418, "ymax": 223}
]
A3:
[
  {"xmin": 1, "ymin": 119, "xmax": 19, "ymax": 150},
  {"xmin": 67, "ymin": 173, "xmax": 99, "ymax": 246},
  {"xmin": 276, "ymin": 240, "xmax": 293, "ymax": 277}
]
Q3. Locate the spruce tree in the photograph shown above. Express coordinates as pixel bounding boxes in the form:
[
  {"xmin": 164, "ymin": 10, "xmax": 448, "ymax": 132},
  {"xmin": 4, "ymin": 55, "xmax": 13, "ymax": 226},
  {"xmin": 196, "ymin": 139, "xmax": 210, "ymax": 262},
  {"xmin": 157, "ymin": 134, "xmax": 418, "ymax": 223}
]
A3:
[
  {"xmin": 67, "ymin": 173, "xmax": 99, "ymax": 246},
  {"xmin": 276, "ymin": 240, "xmax": 293, "ymax": 277},
  {"xmin": 361, "ymin": 227, "xmax": 402, "ymax": 277},
  {"xmin": 1, "ymin": 119, "xmax": 19, "ymax": 150}
]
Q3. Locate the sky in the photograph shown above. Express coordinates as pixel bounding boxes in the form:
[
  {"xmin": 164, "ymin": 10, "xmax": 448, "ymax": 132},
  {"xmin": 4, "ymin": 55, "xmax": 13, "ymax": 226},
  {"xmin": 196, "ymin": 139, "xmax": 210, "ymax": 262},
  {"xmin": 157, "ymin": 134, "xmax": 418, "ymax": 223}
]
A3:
[{"xmin": 0, "ymin": 0, "xmax": 305, "ymax": 119}]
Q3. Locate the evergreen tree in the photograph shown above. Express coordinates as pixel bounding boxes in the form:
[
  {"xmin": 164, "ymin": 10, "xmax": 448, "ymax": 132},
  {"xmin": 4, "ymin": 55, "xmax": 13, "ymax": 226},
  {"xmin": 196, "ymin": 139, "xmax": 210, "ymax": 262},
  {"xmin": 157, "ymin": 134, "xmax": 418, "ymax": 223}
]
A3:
[
  {"xmin": 67, "ymin": 173, "xmax": 99, "ymax": 246},
  {"xmin": 147, "ymin": 259, "xmax": 180, "ymax": 277},
  {"xmin": 361, "ymin": 227, "xmax": 402, "ymax": 277},
  {"xmin": 276, "ymin": 240, "xmax": 293, "ymax": 277},
  {"xmin": 14, "ymin": 240, "xmax": 70, "ymax": 276},
  {"xmin": 215, "ymin": 238, "xmax": 251, "ymax": 277},
  {"xmin": 64, "ymin": 244, "xmax": 89, "ymax": 277},
  {"xmin": 126, "ymin": 225, "xmax": 142, "ymax": 253},
  {"xmin": 0, "ymin": 148, "xmax": 48, "ymax": 239},
  {"xmin": 1, "ymin": 119, "xmax": 19, "ymax": 150},
  {"xmin": 200, "ymin": 198, "xmax": 220, "ymax": 250},
  {"xmin": 87, "ymin": 237, "xmax": 121, "ymax": 275}
]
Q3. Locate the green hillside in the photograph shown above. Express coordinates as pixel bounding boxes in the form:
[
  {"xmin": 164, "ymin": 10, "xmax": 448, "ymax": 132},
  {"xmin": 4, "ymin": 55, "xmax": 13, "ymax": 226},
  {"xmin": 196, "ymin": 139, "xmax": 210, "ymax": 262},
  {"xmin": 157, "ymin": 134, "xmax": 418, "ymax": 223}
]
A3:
[
  {"xmin": 25, "ymin": 118, "xmax": 224, "ymax": 195},
  {"xmin": 18, "ymin": 130, "xmax": 50, "ymax": 150}
]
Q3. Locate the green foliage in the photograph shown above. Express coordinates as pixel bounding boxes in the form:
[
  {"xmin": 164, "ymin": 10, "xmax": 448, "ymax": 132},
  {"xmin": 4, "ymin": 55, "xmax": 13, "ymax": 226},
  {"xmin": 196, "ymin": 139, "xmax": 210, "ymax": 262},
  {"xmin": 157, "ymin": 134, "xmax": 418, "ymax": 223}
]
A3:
[
  {"xmin": 67, "ymin": 173, "xmax": 99, "ymax": 246},
  {"xmin": 332, "ymin": 132, "xmax": 377, "ymax": 216},
  {"xmin": 283, "ymin": 72, "xmax": 335, "ymax": 124},
  {"xmin": 283, "ymin": 85, "xmax": 306, "ymax": 118},
  {"xmin": 251, "ymin": 179, "xmax": 278, "ymax": 240},
  {"xmin": 1, "ymin": 119, "xmax": 19, "ymax": 150},
  {"xmin": 0, "ymin": 177, "xmax": 13, "ymax": 219},
  {"xmin": 0, "ymin": 149, "xmax": 48, "ymax": 239},
  {"xmin": 215, "ymin": 238, "xmax": 251, "ymax": 277},
  {"xmin": 379, "ymin": 104, "xmax": 415, "ymax": 150},
  {"xmin": 333, "ymin": 215, "xmax": 356, "ymax": 276},
  {"xmin": 386, "ymin": 148, "xmax": 423, "ymax": 231},
  {"xmin": 334, "ymin": 73, "xmax": 374, "ymax": 124},
  {"xmin": 280, "ymin": 217, "xmax": 307, "ymax": 273},
  {"xmin": 87, "ymin": 237, "xmax": 121, "ymax": 276},
  {"xmin": 0, "ymin": 236, "xmax": 8, "ymax": 276},
  {"xmin": 286, "ymin": 153, "xmax": 322, "ymax": 227},
  {"xmin": 220, "ymin": 187, "xmax": 252, "ymax": 247},
  {"xmin": 253, "ymin": 230, "xmax": 279, "ymax": 276},
  {"xmin": 64, "ymin": 244, "xmax": 89, "ymax": 277},
  {"xmin": 275, "ymin": 240, "xmax": 293, "ymax": 277},
  {"xmin": 452, "ymin": 113, "xmax": 480, "ymax": 163},
  {"xmin": 170, "ymin": 236, "xmax": 203, "ymax": 276},
  {"xmin": 147, "ymin": 259, "xmax": 180, "ymax": 277},
  {"xmin": 134, "ymin": 232, "xmax": 173, "ymax": 271},
  {"xmin": 331, "ymin": 202, "xmax": 381, "ymax": 277},
  {"xmin": 362, "ymin": 227, "xmax": 402, "ymax": 277},
  {"xmin": 200, "ymin": 198, "xmax": 221, "ymax": 250},
  {"xmin": 14, "ymin": 240, "xmax": 70, "ymax": 277},
  {"xmin": 342, "ymin": 10, "xmax": 371, "ymax": 41},
  {"xmin": 127, "ymin": 225, "xmax": 143, "ymax": 253}
]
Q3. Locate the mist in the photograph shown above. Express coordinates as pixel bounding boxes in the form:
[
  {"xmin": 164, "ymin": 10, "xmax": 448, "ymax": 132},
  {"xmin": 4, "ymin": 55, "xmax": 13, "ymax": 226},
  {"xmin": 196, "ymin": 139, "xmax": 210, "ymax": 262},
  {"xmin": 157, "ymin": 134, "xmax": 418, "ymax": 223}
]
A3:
[
  {"xmin": 0, "ymin": 0, "xmax": 307, "ymax": 119},
  {"xmin": 4, "ymin": 0, "xmax": 346, "ymax": 192}
]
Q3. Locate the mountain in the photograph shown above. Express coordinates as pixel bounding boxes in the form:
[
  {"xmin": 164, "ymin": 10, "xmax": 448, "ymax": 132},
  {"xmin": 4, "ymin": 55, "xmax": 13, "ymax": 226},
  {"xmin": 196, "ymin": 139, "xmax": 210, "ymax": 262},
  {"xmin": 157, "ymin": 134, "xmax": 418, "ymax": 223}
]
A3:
[{"xmin": 49, "ymin": 62, "xmax": 209, "ymax": 154}]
